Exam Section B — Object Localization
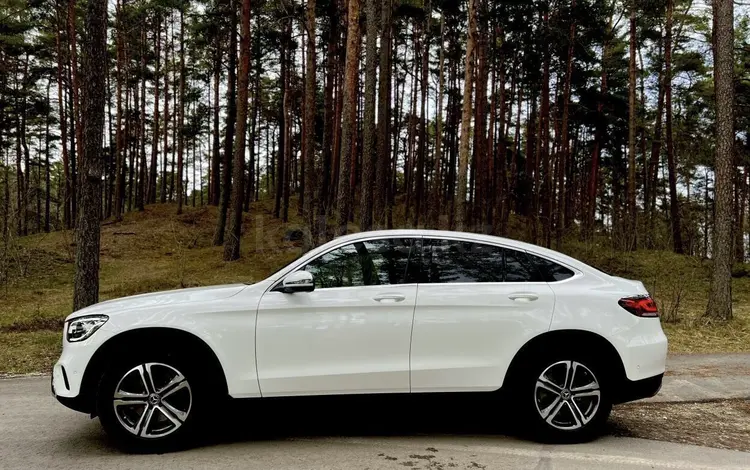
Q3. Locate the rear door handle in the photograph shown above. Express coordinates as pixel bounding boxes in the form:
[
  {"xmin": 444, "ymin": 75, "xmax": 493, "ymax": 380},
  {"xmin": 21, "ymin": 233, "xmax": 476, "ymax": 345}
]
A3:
[
  {"xmin": 509, "ymin": 293, "xmax": 539, "ymax": 302},
  {"xmin": 373, "ymin": 294, "xmax": 406, "ymax": 303}
]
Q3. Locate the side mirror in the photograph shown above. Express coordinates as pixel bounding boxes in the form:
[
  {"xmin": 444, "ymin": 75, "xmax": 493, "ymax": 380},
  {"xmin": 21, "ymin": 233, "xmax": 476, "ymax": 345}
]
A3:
[{"xmin": 279, "ymin": 270, "xmax": 315, "ymax": 294}]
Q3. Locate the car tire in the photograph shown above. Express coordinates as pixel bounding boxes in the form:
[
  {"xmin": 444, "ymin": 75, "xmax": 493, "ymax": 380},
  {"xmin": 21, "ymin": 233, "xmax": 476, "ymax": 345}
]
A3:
[
  {"xmin": 517, "ymin": 352, "xmax": 612, "ymax": 443},
  {"xmin": 96, "ymin": 350, "xmax": 204, "ymax": 453}
]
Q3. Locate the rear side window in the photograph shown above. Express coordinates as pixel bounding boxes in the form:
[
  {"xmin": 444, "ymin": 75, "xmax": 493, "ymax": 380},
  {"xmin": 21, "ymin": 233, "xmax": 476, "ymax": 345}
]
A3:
[
  {"xmin": 526, "ymin": 253, "xmax": 575, "ymax": 282},
  {"xmin": 425, "ymin": 240, "xmax": 504, "ymax": 283}
]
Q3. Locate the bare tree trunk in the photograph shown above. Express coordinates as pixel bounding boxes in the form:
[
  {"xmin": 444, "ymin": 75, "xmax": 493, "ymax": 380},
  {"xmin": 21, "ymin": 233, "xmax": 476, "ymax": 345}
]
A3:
[
  {"xmin": 705, "ymin": 0, "xmax": 734, "ymax": 322},
  {"xmin": 360, "ymin": 0, "xmax": 377, "ymax": 232},
  {"xmin": 176, "ymin": 7, "xmax": 186, "ymax": 215},
  {"xmin": 626, "ymin": 2, "xmax": 637, "ymax": 250},
  {"xmin": 456, "ymin": 0, "xmax": 477, "ymax": 231},
  {"xmin": 136, "ymin": 27, "xmax": 147, "ymax": 211},
  {"xmin": 223, "ymin": 0, "xmax": 252, "ymax": 261},
  {"xmin": 148, "ymin": 17, "xmax": 161, "ymax": 205},
  {"xmin": 73, "ymin": 0, "xmax": 106, "ymax": 311},
  {"xmin": 56, "ymin": 2, "xmax": 72, "ymax": 228},
  {"xmin": 161, "ymin": 15, "xmax": 170, "ymax": 204},
  {"xmin": 665, "ymin": 0, "xmax": 683, "ymax": 254},
  {"xmin": 335, "ymin": 0, "xmax": 361, "ymax": 236},
  {"xmin": 214, "ymin": 0, "xmax": 237, "ymax": 245},
  {"xmin": 303, "ymin": 0, "xmax": 317, "ymax": 247},
  {"xmin": 428, "ymin": 13, "xmax": 446, "ymax": 229}
]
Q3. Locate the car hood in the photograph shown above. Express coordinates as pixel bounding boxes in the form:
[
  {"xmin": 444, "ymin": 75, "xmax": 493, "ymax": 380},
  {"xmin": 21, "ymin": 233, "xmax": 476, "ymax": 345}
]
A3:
[{"xmin": 66, "ymin": 284, "xmax": 250, "ymax": 321}]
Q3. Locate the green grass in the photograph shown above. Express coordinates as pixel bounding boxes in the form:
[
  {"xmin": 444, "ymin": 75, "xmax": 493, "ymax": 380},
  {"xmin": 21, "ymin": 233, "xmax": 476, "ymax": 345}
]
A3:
[{"xmin": 0, "ymin": 200, "xmax": 748, "ymax": 374}]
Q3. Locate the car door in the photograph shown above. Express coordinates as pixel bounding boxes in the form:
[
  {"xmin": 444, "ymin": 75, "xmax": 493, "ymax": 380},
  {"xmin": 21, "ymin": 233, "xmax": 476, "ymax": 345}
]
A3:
[
  {"xmin": 410, "ymin": 238, "xmax": 555, "ymax": 393},
  {"xmin": 256, "ymin": 237, "xmax": 420, "ymax": 397}
]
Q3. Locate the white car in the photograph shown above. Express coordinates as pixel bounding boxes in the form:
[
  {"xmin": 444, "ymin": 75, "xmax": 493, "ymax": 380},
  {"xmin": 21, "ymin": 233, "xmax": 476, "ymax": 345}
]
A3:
[{"xmin": 53, "ymin": 230, "xmax": 667, "ymax": 451}]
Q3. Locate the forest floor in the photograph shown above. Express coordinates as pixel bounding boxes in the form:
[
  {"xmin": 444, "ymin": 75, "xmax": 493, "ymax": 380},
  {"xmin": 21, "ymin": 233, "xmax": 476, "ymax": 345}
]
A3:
[{"xmin": 1, "ymin": 201, "xmax": 750, "ymax": 374}]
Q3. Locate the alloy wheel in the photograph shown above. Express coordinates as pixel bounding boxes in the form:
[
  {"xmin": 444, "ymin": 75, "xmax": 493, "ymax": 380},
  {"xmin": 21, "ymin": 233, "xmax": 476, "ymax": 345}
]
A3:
[
  {"xmin": 113, "ymin": 363, "xmax": 192, "ymax": 439},
  {"xmin": 534, "ymin": 360, "xmax": 601, "ymax": 431}
]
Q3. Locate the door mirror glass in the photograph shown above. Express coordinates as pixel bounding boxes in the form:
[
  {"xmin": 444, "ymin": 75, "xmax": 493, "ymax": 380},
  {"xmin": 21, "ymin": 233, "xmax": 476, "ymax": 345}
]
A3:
[{"xmin": 280, "ymin": 270, "xmax": 315, "ymax": 293}]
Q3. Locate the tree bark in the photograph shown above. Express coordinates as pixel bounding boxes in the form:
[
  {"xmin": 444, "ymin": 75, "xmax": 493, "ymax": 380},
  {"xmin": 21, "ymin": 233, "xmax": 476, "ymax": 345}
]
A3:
[
  {"xmin": 335, "ymin": 0, "xmax": 361, "ymax": 236},
  {"xmin": 360, "ymin": 0, "xmax": 378, "ymax": 232},
  {"xmin": 148, "ymin": 17, "xmax": 161, "ymax": 205},
  {"xmin": 665, "ymin": 0, "xmax": 683, "ymax": 254},
  {"xmin": 73, "ymin": 0, "xmax": 106, "ymax": 311},
  {"xmin": 303, "ymin": 0, "xmax": 318, "ymax": 248},
  {"xmin": 428, "ymin": 13, "xmax": 446, "ymax": 229},
  {"xmin": 223, "ymin": 0, "xmax": 252, "ymax": 261},
  {"xmin": 705, "ymin": 0, "xmax": 734, "ymax": 321},
  {"xmin": 176, "ymin": 7, "xmax": 186, "ymax": 215},
  {"xmin": 626, "ymin": 2, "xmax": 637, "ymax": 250},
  {"xmin": 214, "ymin": 0, "xmax": 237, "ymax": 245},
  {"xmin": 456, "ymin": 0, "xmax": 477, "ymax": 231}
]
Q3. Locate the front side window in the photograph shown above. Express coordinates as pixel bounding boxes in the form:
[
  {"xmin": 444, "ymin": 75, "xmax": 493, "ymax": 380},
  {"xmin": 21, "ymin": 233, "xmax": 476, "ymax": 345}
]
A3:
[{"xmin": 303, "ymin": 238, "xmax": 416, "ymax": 289}]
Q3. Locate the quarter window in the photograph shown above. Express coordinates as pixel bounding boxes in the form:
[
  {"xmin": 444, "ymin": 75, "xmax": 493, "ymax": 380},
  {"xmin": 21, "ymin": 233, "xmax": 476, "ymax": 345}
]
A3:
[
  {"xmin": 303, "ymin": 238, "xmax": 416, "ymax": 288},
  {"xmin": 505, "ymin": 248, "xmax": 544, "ymax": 282},
  {"xmin": 526, "ymin": 253, "xmax": 575, "ymax": 282}
]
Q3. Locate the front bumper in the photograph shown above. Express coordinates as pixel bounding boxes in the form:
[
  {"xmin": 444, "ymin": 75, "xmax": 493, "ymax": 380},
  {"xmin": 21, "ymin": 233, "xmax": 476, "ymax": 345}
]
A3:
[{"xmin": 614, "ymin": 373, "xmax": 664, "ymax": 404}]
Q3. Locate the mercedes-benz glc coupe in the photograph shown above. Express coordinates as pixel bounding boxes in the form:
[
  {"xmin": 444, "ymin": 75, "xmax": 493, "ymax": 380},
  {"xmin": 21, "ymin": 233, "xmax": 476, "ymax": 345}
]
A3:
[{"xmin": 53, "ymin": 230, "xmax": 667, "ymax": 452}]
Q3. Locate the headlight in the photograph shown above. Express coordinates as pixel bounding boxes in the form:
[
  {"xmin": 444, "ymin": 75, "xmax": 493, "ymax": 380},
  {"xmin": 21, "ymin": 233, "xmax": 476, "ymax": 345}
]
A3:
[{"xmin": 66, "ymin": 315, "xmax": 108, "ymax": 343}]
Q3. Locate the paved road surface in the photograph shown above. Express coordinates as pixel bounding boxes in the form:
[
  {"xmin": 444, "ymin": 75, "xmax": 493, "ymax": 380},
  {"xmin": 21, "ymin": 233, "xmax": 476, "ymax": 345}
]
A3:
[
  {"xmin": 646, "ymin": 353, "xmax": 750, "ymax": 403},
  {"xmin": 2, "ymin": 377, "xmax": 749, "ymax": 470}
]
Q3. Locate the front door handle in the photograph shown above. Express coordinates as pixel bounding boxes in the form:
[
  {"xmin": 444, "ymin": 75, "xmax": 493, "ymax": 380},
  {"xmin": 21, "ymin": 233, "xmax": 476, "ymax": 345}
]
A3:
[
  {"xmin": 509, "ymin": 293, "xmax": 539, "ymax": 302},
  {"xmin": 373, "ymin": 294, "xmax": 406, "ymax": 303}
]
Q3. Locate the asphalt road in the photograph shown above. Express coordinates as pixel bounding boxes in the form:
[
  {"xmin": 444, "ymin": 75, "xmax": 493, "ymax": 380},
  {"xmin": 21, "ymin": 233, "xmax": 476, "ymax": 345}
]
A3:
[{"xmin": 2, "ymin": 377, "xmax": 749, "ymax": 470}]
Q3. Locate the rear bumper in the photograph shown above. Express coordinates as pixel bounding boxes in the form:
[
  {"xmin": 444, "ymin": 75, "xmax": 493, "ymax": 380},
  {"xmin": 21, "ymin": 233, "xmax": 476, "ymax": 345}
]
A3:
[{"xmin": 614, "ymin": 373, "xmax": 663, "ymax": 404}]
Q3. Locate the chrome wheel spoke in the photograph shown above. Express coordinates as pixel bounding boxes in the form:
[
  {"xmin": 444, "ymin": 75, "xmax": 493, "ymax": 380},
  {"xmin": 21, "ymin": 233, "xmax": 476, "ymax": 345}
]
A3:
[
  {"xmin": 573, "ymin": 390, "xmax": 601, "ymax": 399},
  {"xmin": 571, "ymin": 380, "xmax": 599, "ymax": 393},
  {"xmin": 537, "ymin": 375, "xmax": 563, "ymax": 395},
  {"xmin": 157, "ymin": 404, "xmax": 183, "ymax": 426},
  {"xmin": 161, "ymin": 378, "xmax": 189, "ymax": 399},
  {"xmin": 539, "ymin": 396, "xmax": 561, "ymax": 419},
  {"xmin": 114, "ymin": 399, "xmax": 148, "ymax": 407},
  {"xmin": 568, "ymin": 401, "xmax": 584, "ymax": 427},
  {"xmin": 138, "ymin": 406, "xmax": 156, "ymax": 437},
  {"xmin": 114, "ymin": 389, "xmax": 148, "ymax": 400},
  {"xmin": 545, "ymin": 400, "xmax": 565, "ymax": 424},
  {"xmin": 564, "ymin": 361, "xmax": 576, "ymax": 389}
]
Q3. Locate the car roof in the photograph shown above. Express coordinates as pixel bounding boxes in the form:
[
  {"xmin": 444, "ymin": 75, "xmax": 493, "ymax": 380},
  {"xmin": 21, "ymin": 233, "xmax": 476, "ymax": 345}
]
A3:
[{"xmin": 331, "ymin": 229, "xmax": 592, "ymax": 274}]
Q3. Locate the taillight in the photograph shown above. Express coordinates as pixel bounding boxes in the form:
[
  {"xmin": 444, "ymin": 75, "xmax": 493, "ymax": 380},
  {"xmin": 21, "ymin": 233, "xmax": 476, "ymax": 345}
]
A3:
[{"xmin": 618, "ymin": 296, "xmax": 659, "ymax": 318}]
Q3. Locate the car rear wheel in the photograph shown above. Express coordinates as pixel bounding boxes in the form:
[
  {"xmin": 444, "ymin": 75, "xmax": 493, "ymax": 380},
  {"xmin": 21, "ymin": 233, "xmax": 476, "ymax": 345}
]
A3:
[
  {"xmin": 520, "ymin": 355, "xmax": 611, "ymax": 442},
  {"xmin": 97, "ymin": 355, "xmax": 201, "ymax": 452}
]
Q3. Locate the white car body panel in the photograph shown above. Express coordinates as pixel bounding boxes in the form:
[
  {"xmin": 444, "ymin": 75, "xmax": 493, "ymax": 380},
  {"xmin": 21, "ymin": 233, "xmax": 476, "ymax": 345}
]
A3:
[
  {"xmin": 256, "ymin": 284, "xmax": 417, "ymax": 396},
  {"xmin": 53, "ymin": 229, "xmax": 668, "ymax": 405}
]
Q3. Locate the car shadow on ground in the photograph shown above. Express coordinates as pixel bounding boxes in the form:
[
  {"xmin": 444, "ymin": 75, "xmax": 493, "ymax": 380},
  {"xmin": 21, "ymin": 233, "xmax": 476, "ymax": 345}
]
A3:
[{"xmin": 197, "ymin": 392, "xmax": 525, "ymax": 448}]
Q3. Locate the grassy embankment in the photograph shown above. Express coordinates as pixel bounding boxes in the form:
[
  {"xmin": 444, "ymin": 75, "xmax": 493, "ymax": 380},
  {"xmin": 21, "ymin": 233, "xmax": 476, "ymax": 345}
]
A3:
[{"xmin": 1, "ymin": 200, "xmax": 748, "ymax": 374}]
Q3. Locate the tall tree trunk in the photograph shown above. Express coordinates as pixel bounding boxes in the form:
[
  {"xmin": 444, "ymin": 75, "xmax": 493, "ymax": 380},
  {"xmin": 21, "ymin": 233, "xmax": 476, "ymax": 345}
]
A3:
[
  {"xmin": 456, "ymin": 0, "xmax": 477, "ymax": 231},
  {"xmin": 414, "ymin": 1, "xmax": 430, "ymax": 227},
  {"xmin": 373, "ymin": 0, "xmax": 391, "ymax": 229},
  {"xmin": 556, "ymin": 0, "xmax": 576, "ymax": 250},
  {"xmin": 428, "ymin": 13, "xmax": 446, "ymax": 229},
  {"xmin": 626, "ymin": 2, "xmax": 637, "ymax": 250},
  {"xmin": 56, "ymin": 2, "xmax": 72, "ymax": 228},
  {"xmin": 705, "ymin": 0, "xmax": 734, "ymax": 321},
  {"xmin": 646, "ymin": 40, "xmax": 665, "ymax": 248},
  {"xmin": 214, "ymin": 0, "xmax": 237, "ymax": 245},
  {"xmin": 360, "ymin": 0, "xmax": 378, "ymax": 232},
  {"xmin": 539, "ymin": 8, "xmax": 551, "ymax": 247},
  {"xmin": 176, "ymin": 7, "xmax": 186, "ymax": 215},
  {"xmin": 210, "ymin": 36, "xmax": 222, "ymax": 206},
  {"xmin": 281, "ymin": 18, "xmax": 292, "ymax": 223},
  {"xmin": 335, "ymin": 0, "xmax": 362, "ymax": 235},
  {"xmin": 274, "ymin": 18, "xmax": 289, "ymax": 220},
  {"xmin": 114, "ymin": 0, "xmax": 125, "ymax": 219},
  {"xmin": 223, "ymin": 0, "xmax": 252, "ymax": 261},
  {"xmin": 665, "ymin": 0, "xmax": 683, "ymax": 254},
  {"xmin": 161, "ymin": 15, "xmax": 170, "ymax": 204},
  {"xmin": 137, "ymin": 27, "xmax": 147, "ymax": 211},
  {"xmin": 303, "ymin": 0, "xmax": 318, "ymax": 247},
  {"xmin": 73, "ymin": 0, "xmax": 106, "ymax": 310},
  {"xmin": 149, "ymin": 17, "xmax": 161, "ymax": 205}
]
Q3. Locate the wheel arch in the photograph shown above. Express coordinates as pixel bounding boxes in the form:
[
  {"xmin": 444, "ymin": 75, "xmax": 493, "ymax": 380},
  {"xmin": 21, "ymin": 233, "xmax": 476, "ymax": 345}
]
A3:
[
  {"xmin": 505, "ymin": 329, "xmax": 627, "ymax": 396},
  {"xmin": 79, "ymin": 327, "xmax": 229, "ymax": 414}
]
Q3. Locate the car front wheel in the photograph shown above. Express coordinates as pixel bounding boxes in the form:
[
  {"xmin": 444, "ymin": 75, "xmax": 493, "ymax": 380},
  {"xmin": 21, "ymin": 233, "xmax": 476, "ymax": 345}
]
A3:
[
  {"xmin": 522, "ymin": 356, "xmax": 611, "ymax": 442},
  {"xmin": 97, "ymin": 357, "xmax": 200, "ymax": 452}
]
